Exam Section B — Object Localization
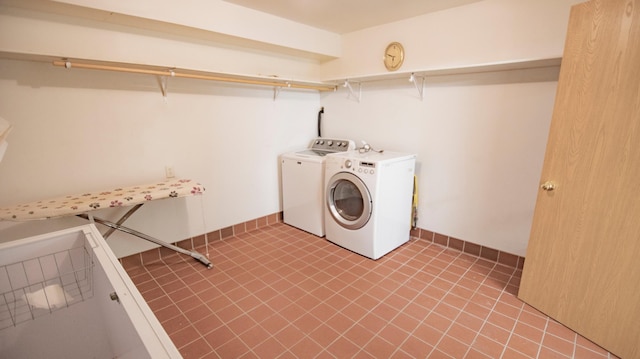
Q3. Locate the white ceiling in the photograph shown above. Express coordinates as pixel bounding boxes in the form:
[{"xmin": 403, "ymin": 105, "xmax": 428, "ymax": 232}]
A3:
[{"xmin": 222, "ymin": 0, "xmax": 483, "ymax": 34}]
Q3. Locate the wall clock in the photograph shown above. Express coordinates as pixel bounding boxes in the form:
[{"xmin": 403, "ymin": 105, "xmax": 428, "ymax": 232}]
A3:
[{"xmin": 383, "ymin": 42, "xmax": 404, "ymax": 71}]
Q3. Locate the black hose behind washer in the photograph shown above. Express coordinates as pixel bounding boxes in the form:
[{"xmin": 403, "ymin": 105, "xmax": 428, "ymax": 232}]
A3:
[{"xmin": 317, "ymin": 107, "xmax": 324, "ymax": 137}]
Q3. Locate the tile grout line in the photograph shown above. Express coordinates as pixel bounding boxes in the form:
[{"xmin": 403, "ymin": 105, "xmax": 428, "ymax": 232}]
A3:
[
  {"xmin": 319, "ymin": 249, "xmax": 413, "ymax": 357},
  {"xmin": 406, "ymin": 245, "xmax": 510, "ymax": 358},
  {"xmin": 247, "ymin": 231, "xmax": 375, "ymax": 356},
  {"xmin": 426, "ymin": 249, "xmax": 486, "ymax": 358},
  {"xmin": 368, "ymin": 240, "xmax": 455, "ymax": 357},
  {"xmin": 266, "ymin": 243, "xmax": 352, "ymax": 355},
  {"xmin": 167, "ymin": 253, "xmax": 222, "ymax": 355},
  {"xmin": 375, "ymin": 239, "xmax": 525, "ymax": 358},
  {"xmin": 146, "ymin": 255, "xmax": 215, "ymax": 354},
  {"xmin": 243, "ymin": 230, "xmax": 305, "ymax": 359},
  {"xmin": 460, "ymin": 259, "xmax": 519, "ymax": 359},
  {"xmin": 193, "ymin": 233, "xmax": 276, "ymax": 354},
  {"xmin": 306, "ymin": 239, "xmax": 448, "ymax": 358},
  {"xmin": 534, "ymin": 316, "xmax": 552, "ymax": 359},
  {"xmin": 497, "ymin": 268, "xmax": 528, "ymax": 359}
]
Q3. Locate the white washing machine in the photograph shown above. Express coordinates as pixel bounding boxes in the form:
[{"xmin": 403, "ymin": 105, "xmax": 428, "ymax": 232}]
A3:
[
  {"xmin": 281, "ymin": 138, "xmax": 355, "ymax": 236},
  {"xmin": 324, "ymin": 150, "xmax": 416, "ymax": 259}
]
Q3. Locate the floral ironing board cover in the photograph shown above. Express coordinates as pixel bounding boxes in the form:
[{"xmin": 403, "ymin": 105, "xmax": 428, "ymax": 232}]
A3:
[{"xmin": 0, "ymin": 178, "xmax": 204, "ymax": 221}]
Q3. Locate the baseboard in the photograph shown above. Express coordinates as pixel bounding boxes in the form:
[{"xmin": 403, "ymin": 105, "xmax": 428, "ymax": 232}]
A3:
[
  {"xmin": 120, "ymin": 212, "xmax": 282, "ymax": 269},
  {"xmin": 120, "ymin": 211, "xmax": 524, "ymax": 271},
  {"xmin": 410, "ymin": 227, "xmax": 524, "ymax": 270}
]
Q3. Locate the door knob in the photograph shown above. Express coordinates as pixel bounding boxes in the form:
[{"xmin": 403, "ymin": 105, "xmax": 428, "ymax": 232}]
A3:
[{"xmin": 541, "ymin": 181, "xmax": 556, "ymax": 191}]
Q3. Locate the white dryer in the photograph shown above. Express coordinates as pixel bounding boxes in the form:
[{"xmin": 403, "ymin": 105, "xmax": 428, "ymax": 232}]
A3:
[
  {"xmin": 324, "ymin": 150, "xmax": 416, "ymax": 259},
  {"xmin": 281, "ymin": 138, "xmax": 355, "ymax": 236}
]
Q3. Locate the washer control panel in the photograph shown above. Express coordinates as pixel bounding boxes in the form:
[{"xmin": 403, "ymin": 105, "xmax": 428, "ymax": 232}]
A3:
[{"xmin": 310, "ymin": 138, "xmax": 356, "ymax": 152}]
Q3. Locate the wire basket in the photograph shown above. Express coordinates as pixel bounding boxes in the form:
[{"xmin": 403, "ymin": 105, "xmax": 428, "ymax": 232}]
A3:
[{"xmin": 0, "ymin": 240, "xmax": 94, "ymax": 330}]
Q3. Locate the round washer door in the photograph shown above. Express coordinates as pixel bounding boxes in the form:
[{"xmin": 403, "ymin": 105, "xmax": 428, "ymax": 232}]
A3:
[{"xmin": 326, "ymin": 172, "xmax": 372, "ymax": 230}]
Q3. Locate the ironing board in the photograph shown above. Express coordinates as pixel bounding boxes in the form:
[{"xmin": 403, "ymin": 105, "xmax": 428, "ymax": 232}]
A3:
[{"xmin": 0, "ymin": 178, "xmax": 212, "ymax": 268}]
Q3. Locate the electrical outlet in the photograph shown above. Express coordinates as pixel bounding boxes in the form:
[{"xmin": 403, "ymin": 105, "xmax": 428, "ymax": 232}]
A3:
[{"xmin": 165, "ymin": 166, "xmax": 175, "ymax": 178}]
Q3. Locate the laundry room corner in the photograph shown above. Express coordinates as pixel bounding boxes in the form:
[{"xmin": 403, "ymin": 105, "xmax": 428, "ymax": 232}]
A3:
[{"xmin": 319, "ymin": 76, "xmax": 558, "ymax": 258}]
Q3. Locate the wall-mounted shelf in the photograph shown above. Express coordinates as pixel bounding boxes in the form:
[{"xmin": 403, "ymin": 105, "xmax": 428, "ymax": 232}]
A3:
[
  {"xmin": 327, "ymin": 58, "xmax": 562, "ymax": 101},
  {"xmin": 326, "ymin": 58, "xmax": 562, "ymax": 83},
  {"xmin": 50, "ymin": 58, "xmax": 337, "ymax": 97},
  {"xmin": 1, "ymin": 52, "xmax": 561, "ymax": 101}
]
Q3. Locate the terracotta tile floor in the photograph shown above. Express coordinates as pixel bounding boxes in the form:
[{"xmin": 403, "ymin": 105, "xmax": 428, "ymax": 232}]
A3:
[{"xmin": 124, "ymin": 223, "xmax": 616, "ymax": 358}]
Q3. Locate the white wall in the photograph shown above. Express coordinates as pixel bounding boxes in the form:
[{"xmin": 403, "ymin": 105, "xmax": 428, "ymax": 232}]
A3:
[
  {"xmin": 321, "ymin": 69, "xmax": 558, "ymax": 256},
  {"xmin": 51, "ymin": 0, "xmax": 341, "ymax": 59},
  {"xmin": 321, "ymin": 0, "xmax": 584, "ymax": 80},
  {"xmin": 0, "ymin": 3, "xmax": 326, "ymax": 82},
  {"xmin": 0, "ymin": 59, "xmax": 320, "ymax": 256}
]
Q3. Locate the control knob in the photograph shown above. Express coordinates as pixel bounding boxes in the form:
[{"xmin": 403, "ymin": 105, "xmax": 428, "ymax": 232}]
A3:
[{"xmin": 344, "ymin": 160, "xmax": 352, "ymax": 168}]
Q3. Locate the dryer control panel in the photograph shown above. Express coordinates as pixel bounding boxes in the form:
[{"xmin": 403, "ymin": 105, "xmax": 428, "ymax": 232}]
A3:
[{"xmin": 342, "ymin": 159, "xmax": 376, "ymax": 175}]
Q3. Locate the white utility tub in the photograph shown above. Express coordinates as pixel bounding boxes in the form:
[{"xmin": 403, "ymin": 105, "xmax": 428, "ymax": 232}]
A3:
[{"xmin": 0, "ymin": 224, "xmax": 181, "ymax": 358}]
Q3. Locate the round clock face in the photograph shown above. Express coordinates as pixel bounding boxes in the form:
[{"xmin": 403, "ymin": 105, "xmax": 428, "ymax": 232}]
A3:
[{"xmin": 384, "ymin": 42, "xmax": 404, "ymax": 71}]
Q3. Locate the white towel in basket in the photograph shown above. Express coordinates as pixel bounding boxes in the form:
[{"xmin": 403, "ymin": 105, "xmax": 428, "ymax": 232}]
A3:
[{"xmin": 22, "ymin": 284, "xmax": 74, "ymax": 309}]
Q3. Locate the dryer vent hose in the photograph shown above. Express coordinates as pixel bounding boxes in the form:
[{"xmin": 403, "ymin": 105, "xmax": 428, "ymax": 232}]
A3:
[{"xmin": 411, "ymin": 175, "xmax": 418, "ymax": 229}]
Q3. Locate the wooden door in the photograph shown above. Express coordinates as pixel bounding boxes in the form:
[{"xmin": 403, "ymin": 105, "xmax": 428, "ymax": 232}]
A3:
[{"xmin": 518, "ymin": 1, "xmax": 640, "ymax": 358}]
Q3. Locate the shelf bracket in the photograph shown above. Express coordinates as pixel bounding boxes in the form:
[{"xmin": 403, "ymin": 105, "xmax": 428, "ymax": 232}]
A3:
[
  {"xmin": 157, "ymin": 69, "xmax": 175, "ymax": 99},
  {"xmin": 343, "ymin": 80, "xmax": 361, "ymax": 102},
  {"xmin": 409, "ymin": 73, "xmax": 425, "ymax": 101},
  {"xmin": 158, "ymin": 76, "xmax": 168, "ymax": 98},
  {"xmin": 272, "ymin": 82, "xmax": 292, "ymax": 101}
]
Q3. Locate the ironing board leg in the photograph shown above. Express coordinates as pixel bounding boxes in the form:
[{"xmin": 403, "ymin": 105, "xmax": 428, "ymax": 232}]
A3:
[
  {"xmin": 77, "ymin": 214, "xmax": 213, "ymax": 269},
  {"xmin": 103, "ymin": 203, "xmax": 144, "ymax": 239}
]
